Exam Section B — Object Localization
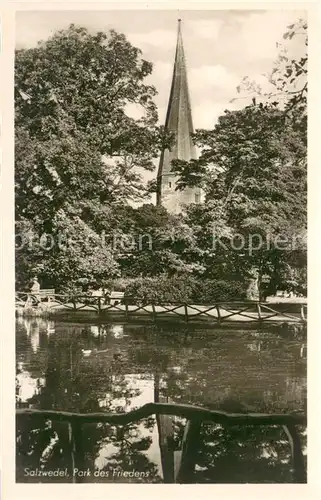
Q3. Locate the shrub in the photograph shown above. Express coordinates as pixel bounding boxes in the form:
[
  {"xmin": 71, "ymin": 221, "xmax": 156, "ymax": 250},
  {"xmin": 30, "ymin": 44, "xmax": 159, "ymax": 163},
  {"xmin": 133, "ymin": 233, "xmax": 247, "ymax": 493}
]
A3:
[
  {"xmin": 104, "ymin": 278, "xmax": 135, "ymax": 292},
  {"xmin": 124, "ymin": 276, "xmax": 196, "ymax": 304},
  {"xmin": 192, "ymin": 279, "xmax": 247, "ymax": 304},
  {"xmin": 124, "ymin": 276, "xmax": 247, "ymax": 305}
]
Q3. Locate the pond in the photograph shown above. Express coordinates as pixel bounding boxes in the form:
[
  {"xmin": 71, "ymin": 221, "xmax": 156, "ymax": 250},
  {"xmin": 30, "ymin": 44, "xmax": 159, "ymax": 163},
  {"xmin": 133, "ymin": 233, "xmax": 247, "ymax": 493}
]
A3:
[{"xmin": 16, "ymin": 317, "xmax": 307, "ymax": 483}]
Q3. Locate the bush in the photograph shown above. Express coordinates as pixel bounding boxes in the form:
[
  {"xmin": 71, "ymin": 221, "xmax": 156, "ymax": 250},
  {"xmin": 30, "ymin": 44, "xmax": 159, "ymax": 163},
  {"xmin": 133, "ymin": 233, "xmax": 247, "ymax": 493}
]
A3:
[
  {"xmin": 124, "ymin": 276, "xmax": 196, "ymax": 304},
  {"xmin": 124, "ymin": 276, "xmax": 246, "ymax": 305},
  {"xmin": 192, "ymin": 279, "xmax": 247, "ymax": 304},
  {"xmin": 104, "ymin": 278, "xmax": 135, "ymax": 292}
]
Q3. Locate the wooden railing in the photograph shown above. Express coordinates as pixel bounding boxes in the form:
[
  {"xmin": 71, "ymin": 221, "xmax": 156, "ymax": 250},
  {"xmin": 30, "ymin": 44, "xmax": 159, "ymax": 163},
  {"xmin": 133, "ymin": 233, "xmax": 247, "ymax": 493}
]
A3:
[
  {"xmin": 15, "ymin": 292, "xmax": 307, "ymax": 325},
  {"xmin": 16, "ymin": 403, "xmax": 307, "ymax": 483}
]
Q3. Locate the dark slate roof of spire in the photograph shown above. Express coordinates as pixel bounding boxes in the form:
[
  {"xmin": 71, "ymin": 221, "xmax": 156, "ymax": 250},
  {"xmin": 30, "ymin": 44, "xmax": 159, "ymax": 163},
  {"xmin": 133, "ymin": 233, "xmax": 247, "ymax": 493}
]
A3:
[{"xmin": 158, "ymin": 20, "xmax": 197, "ymax": 179}]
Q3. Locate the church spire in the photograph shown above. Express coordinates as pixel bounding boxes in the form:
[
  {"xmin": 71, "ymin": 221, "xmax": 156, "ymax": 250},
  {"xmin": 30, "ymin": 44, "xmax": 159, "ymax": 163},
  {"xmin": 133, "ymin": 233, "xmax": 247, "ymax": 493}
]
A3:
[{"xmin": 157, "ymin": 19, "xmax": 202, "ymax": 214}]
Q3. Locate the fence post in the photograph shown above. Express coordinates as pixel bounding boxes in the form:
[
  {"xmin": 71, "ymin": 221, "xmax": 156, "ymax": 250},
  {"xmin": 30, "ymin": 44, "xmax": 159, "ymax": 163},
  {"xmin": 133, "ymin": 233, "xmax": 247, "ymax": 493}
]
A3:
[
  {"xmin": 152, "ymin": 302, "xmax": 157, "ymax": 322},
  {"xmin": 68, "ymin": 422, "xmax": 77, "ymax": 483},
  {"xmin": 216, "ymin": 304, "xmax": 221, "ymax": 324},
  {"xmin": 71, "ymin": 295, "xmax": 77, "ymax": 311},
  {"xmin": 97, "ymin": 297, "xmax": 101, "ymax": 315},
  {"xmin": 257, "ymin": 302, "xmax": 262, "ymax": 321},
  {"xmin": 125, "ymin": 299, "xmax": 129, "ymax": 319},
  {"xmin": 300, "ymin": 304, "xmax": 305, "ymax": 322},
  {"xmin": 184, "ymin": 303, "xmax": 189, "ymax": 323},
  {"xmin": 24, "ymin": 293, "xmax": 31, "ymax": 308},
  {"xmin": 283, "ymin": 424, "xmax": 306, "ymax": 483},
  {"xmin": 176, "ymin": 419, "xmax": 201, "ymax": 483},
  {"xmin": 70, "ymin": 419, "xmax": 84, "ymax": 483}
]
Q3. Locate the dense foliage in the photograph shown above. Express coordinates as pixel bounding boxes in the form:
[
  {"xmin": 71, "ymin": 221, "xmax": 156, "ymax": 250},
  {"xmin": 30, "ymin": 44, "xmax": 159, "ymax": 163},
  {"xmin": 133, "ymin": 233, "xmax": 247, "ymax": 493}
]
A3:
[
  {"xmin": 171, "ymin": 20, "xmax": 307, "ymax": 297},
  {"xmin": 15, "ymin": 25, "xmax": 169, "ymax": 289},
  {"xmin": 15, "ymin": 21, "xmax": 307, "ymax": 299},
  {"xmin": 124, "ymin": 276, "xmax": 246, "ymax": 304}
]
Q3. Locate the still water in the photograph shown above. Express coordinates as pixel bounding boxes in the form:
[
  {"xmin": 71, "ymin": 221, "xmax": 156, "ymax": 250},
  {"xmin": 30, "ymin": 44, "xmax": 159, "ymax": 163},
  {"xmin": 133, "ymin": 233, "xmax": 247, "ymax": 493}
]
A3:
[{"xmin": 16, "ymin": 317, "xmax": 307, "ymax": 483}]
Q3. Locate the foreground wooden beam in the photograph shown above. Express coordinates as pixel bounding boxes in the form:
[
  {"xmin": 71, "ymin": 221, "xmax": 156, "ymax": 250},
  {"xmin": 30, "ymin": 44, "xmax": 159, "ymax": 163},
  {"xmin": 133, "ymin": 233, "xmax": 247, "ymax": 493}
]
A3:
[
  {"xmin": 16, "ymin": 403, "xmax": 306, "ymax": 426},
  {"xmin": 17, "ymin": 403, "xmax": 307, "ymax": 483}
]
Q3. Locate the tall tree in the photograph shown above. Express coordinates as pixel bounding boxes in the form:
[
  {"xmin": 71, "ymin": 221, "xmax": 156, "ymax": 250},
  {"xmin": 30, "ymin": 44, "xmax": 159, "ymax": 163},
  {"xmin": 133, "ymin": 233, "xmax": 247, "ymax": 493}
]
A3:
[
  {"xmin": 15, "ymin": 25, "xmax": 166, "ymax": 214},
  {"xmin": 15, "ymin": 25, "xmax": 167, "ymax": 289},
  {"xmin": 170, "ymin": 20, "xmax": 307, "ymax": 295}
]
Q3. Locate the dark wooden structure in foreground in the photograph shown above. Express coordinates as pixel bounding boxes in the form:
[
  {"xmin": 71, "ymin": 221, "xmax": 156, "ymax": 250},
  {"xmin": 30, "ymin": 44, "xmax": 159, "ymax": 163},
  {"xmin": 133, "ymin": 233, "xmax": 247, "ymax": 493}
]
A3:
[{"xmin": 16, "ymin": 403, "xmax": 307, "ymax": 483}]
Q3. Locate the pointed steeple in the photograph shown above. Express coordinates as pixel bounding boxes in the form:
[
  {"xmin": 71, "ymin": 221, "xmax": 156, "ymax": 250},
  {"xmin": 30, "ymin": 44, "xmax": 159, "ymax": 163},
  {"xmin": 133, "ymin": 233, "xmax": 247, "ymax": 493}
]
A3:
[{"xmin": 157, "ymin": 19, "xmax": 202, "ymax": 214}]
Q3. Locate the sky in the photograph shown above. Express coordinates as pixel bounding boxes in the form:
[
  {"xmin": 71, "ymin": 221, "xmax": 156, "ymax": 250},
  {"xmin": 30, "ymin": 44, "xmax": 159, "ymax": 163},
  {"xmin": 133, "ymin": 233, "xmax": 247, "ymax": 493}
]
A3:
[{"xmin": 16, "ymin": 9, "xmax": 307, "ymax": 130}]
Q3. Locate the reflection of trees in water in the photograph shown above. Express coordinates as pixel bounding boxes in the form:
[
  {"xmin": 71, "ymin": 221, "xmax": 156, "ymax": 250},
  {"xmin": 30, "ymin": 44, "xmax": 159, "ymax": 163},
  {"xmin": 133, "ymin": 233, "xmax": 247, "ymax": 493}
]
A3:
[
  {"xmin": 17, "ymin": 416, "xmax": 162, "ymax": 483},
  {"xmin": 153, "ymin": 376, "xmax": 307, "ymax": 484},
  {"xmin": 160, "ymin": 363, "xmax": 306, "ymax": 414},
  {"xmin": 16, "ymin": 416, "xmax": 306, "ymax": 483},
  {"xmin": 154, "ymin": 334, "xmax": 306, "ymax": 413},
  {"xmin": 16, "ymin": 319, "xmax": 307, "ymax": 483},
  {"xmin": 16, "ymin": 416, "xmax": 72, "ymax": 482},
  {"xmin": 80, "ymin": 418, "xmax": 162, "ymax": 483},
  {"xmin": 193, "ymin": 423, "xmax": 307, "ymax": 483},
  {"xmin": 16, "ymin": 321, "xmax": 162, "ymax": 482}
]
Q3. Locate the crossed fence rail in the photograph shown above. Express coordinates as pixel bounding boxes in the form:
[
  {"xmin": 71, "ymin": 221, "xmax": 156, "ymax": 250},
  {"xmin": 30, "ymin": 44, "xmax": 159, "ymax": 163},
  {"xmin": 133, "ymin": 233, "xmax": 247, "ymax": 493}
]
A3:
[
  {"xmin": 16, "ymin": 403, "xmax": 307, "ymax": 483},
  {"xmin": 16, "ymin": 292, "xmax": 307, "ymax": 324}
]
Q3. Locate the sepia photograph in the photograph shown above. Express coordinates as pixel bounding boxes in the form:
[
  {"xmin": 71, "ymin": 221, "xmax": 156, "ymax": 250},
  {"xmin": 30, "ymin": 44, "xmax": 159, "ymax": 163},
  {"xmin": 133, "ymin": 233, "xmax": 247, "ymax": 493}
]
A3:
[{"xmin": 14, "ymin": 7, "xmax": 307, "ymax": 484}]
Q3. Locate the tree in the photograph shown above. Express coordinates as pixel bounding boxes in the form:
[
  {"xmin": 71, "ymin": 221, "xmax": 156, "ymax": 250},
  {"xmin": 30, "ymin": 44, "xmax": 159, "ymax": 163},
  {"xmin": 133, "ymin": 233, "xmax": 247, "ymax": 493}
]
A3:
[
  {"xmin": 174, "ymin": 105, "xmax": 306, "ymax": 295},
  {"xmin": 234, "ymin": 19, "xmax": 307, "ymax": 113},
  {"xmin": 15, "ymin": 25, "xmax": 168, "ymax": 289},
  {"xmin": 15, "ymin": 25, "xmax": 166, "ymax": 214},
  {"xmin": 15, "ymin": 25, "xmax": 162, "ymax": 190},
  {"xmin": 16, "ymin": 210, "xmax": 120, "ymax": 291},
  {"xmin": 169, "ymin": 20, "xmax": 307, "ymax": 295},
  {"xmin": 109, "ymin": 203, "xmax": 205, "ymax": 278},
  {"xmin": 15, "ymin": 126, "xmax": 113, "ymax": 229}
]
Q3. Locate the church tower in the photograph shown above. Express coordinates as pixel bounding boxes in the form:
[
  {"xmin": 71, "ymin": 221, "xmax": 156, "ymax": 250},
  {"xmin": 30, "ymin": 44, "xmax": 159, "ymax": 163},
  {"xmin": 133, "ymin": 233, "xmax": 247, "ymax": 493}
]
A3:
[{"xmin": 156, "ymin": 19, "xmax": 202, "ymax": 214}]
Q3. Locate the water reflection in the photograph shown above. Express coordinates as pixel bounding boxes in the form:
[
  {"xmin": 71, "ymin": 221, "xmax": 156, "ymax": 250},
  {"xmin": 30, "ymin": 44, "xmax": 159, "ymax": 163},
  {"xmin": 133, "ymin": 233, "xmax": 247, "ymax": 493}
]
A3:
[{"xmin": 16, "ymin": 317, "xmax": 307, "ymax": 483}]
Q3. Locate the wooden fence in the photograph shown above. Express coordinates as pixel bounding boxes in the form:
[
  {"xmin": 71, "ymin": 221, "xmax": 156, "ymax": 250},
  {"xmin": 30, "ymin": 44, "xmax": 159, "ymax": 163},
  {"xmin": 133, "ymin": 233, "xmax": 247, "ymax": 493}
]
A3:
[
  {"xmin": 16, "ymin": 292, "xmax": 307, "ymax": 325},
  {"xmin": 16, "ymin": 403, "xmax": 307, "ymax": 483}
]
